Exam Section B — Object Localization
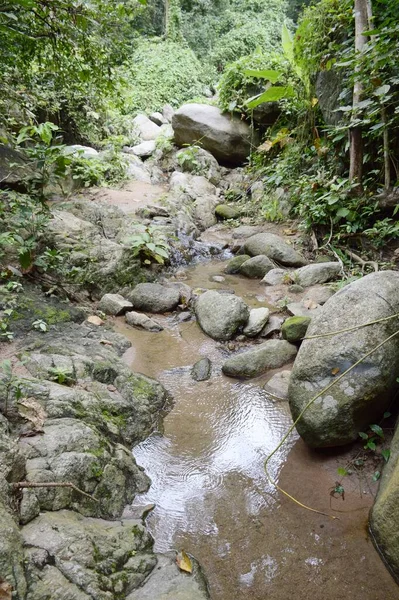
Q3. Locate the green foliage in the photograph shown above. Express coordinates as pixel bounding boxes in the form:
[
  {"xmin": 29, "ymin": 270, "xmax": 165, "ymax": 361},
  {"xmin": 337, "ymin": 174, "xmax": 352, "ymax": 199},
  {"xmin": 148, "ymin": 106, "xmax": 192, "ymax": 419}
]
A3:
[
  {"xmin": 69, "ymin": 150, "xmax": 128, "ymax": 188},
  {"xmin": 119, "ymin": 39, "xmax": 209, "ymax": 114},
  {"xmin": 126, "ymin": 225, "xmax": 170, "ymax": 265},
  {"xmin": 177, "ymin": 145, "xmax": 202, "ymax": 173},
  {"xmin": 31, "ymin": 319, "xmax": 48, "ymax": 333},
  {"xmin": 218, "ymin": 50, "xmax": 292, "ymax": 115}
]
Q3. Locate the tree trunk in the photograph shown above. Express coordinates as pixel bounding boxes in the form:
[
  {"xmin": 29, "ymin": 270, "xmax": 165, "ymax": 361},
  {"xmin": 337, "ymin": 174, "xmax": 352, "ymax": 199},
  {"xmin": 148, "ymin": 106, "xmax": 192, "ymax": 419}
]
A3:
[{"xmin": 349, "ymin": 0, "xmax": 369, "ymax": 190}]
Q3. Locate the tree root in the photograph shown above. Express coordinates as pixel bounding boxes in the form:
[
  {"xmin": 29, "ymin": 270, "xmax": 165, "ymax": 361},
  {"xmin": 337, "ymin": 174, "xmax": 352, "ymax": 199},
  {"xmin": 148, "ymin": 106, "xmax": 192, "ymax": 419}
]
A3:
[{"xmin": 344, "ymin": 248, "xmax": 379, "ymax": 273}]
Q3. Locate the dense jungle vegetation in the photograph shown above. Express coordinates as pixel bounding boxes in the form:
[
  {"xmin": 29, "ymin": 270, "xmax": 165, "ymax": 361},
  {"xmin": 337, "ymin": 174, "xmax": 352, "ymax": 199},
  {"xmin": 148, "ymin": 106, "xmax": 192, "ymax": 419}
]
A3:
[{"xmin": 0, "ymin": 0, "xmax": 399, "ymax": 277}]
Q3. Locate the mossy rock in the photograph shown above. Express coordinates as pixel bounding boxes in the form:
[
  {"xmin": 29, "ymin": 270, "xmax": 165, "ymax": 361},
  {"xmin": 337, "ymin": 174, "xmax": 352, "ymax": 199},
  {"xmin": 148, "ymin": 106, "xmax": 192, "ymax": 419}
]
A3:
[
  {"xmin": 215, "ymin": 204, "xmax": 241, "ymax": 220},
  {"xmin": 224, "ymin": 254, "xmax": 251, "ymax": 274},
  {"xmin": 281, "ymin": 316, "xmax": 311, "ymax": 343}
]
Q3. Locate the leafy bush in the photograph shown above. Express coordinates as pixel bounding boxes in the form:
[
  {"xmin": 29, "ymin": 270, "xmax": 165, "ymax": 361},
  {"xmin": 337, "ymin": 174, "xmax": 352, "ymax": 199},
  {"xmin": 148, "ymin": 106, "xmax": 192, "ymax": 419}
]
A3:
[
  {"xmin": 126, "ymin": 225, "xmax": 170, "ymax": 265},
  {"xmin": 120, "ymin": 39, "xmax": 210, "ymax": 115},
  {"xmin": 218, "ymin": 50, "xmax": 292, "ymax": 116}
]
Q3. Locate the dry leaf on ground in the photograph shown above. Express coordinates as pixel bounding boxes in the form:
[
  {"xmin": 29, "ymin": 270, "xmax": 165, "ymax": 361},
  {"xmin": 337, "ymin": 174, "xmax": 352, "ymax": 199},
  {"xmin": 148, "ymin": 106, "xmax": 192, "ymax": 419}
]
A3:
[{"xmin": 176, "ymin": 550, "xmax": 193, "ymax": 574}]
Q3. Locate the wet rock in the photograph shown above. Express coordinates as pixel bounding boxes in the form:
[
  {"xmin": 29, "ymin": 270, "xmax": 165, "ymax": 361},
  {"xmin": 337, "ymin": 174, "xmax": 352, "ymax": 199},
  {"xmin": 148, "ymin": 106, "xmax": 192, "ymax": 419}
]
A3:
[
  {"xmin": 262, "ymin": 268, "xmax": 287, "ymax": 286},
  {"xmin": 127, "ymin": 283, "xmax": 180, "ymax": 313},
  {"xmin": 22, "ymin": 510, "xmax": 157, "ymax": 599},
  {"xmin": 172, "ymin": 103, "xmax": 258, "ymax": 166},
  {"xmin": 222, "ymin": 340, "xmax": 297, "ymax": 378},
  {"xmin": 282, "ymin": 316, "xmax": 311, "ymax": 343},
  {"xmin": 191, "ymin": 357, "xmax": 212, "ymax": 381},
  {"xmin": 243, "ymin": 307, "xmax": 270, "ymax": 337},
  {"xmin": 292, "ymin": 262, "xmax": 341, "ymax": 287},
  {"xmin": 243, "ymin": 233, "xmax": 307, "ymax": 267},
  {"xmin": 224, "ymin": 255, "xmax": 251, "ymax": 274},
  {"xmin": 211, "ymin": 275, "xmax": 225, "ymax": 283},
  {"xmin": 260, "ymin": 315, "xmax": 284, "ymax": 338},
  {"xmin": 126, "ymin": 311, "xmax": 163, "ymax": 332},
  {"xmin": 132, "ymin": 140, "xmax": 157, "ymax": 157},
  {"xmin": 215, "ymin": 204, "xmax": 240, "ymax": 220},
  {"xmin": 303, "ymin": 285, "xmax": 335, "ymax": 306},
  {"xmin": 176, "ymin": 146, "xmax": 221, "ymax": 185},
  {"xmin": 288, "ymin": 271, "xmax": 399, "ymax": 447},
  {"xmin": 127, "ymin": 552, "xmax": 210, "ymax": 600},
  {"xmin": 239, "ymin": 255, "xmax": 274, "ymax": 278},
  {"xmin": 133, "ymin": 114, "xmax": 161, "ymax": 140},
  {"xmin": 370, "ymin": 424, "xmax": 399, "ymax": 579},
  {"xmin": 264, "ymin": 370, "xmax": 291, "ymax": 400},
  {"xmin": 98, "ymin": 293, "xmax": 133, "ymax": 316},
  {"xmin": 195, "ymin": 290, "xmax": 249, "ymax": 341},
  {"xmin": 177, "ymin": 311, "xmax": 192, "ymax": 322}
]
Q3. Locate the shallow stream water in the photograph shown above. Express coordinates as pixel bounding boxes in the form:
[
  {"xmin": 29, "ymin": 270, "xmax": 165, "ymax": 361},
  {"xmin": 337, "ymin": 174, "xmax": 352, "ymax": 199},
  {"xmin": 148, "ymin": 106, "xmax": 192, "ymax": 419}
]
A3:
[{"xmin": 115, "ymin": 260, "xmax": 398, "ymax": 600}]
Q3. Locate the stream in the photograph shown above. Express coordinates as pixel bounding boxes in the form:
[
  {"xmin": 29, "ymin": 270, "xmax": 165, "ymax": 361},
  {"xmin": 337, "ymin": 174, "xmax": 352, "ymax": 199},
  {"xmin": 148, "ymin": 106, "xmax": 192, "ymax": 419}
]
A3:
[{"xmin": 114, "ymin": 259, "xmax": 398, "ymax": 600}]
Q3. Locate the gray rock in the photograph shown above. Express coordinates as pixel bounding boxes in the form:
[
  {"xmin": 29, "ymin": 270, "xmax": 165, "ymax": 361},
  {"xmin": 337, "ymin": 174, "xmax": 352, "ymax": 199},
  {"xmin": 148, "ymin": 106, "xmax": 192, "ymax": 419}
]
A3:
[
  {"xmin": 262, "ymin": 268, "xmax": 287, "ymax": 286},
  {"xmin": 172, "ymin": 103, "xmax": 259, "ymax": 166},
  {"xmin": 222, "ymin": 340, "xmax": 297, "ymax": 378},
  {"xmin": 162, "ymin": 104, "xmax": 175, "ymax": 122},
  {"xmin": 64, "ymin": 145, "xmax": 99, "ymax": 159},
  {"xmin": 133, "ymin": 114, "xmax": 161, "ymax": 140},
  {"xmin": 250, "ymin": 181, "xmax": 264, "ymax": 202},
  {"xmin": 287, "ymin": 302, "xmax": 321, "ymax": 318},
  {"xmin": 211, "ymin": 275, "xmax": 225, "ymax": 283},
  {"xmin": 243, "ymin": 307, "xmax": 270, "ymax": 337},
  {"xmin": 195, "ymin": 290, "xmax": 249, "ymax": 340},
  {"xmin": 132, "ymin": 140, "xmax": 157, "ymax": 157},
  {"xmin": 0, "ymin": 143, "xmax": 31, "ymax": 186},
  {"xmin": 231, "ymin": 225, "xmax": 263, "ymax": 239},
  {"xmin": 370, "ymin": 423, "xmax": 399, "ymax": 579},
  {"xmin": 288, "ymin": 284, "xmax": 304, "ymax": 294},
  {"xmin": 177, "ymin": 146, "xmax": 221, "ymax": 185},
  {"xmin": 150, "ymin": 111, "xmax": 168, "ymax": 126},
  {"xmin": 260, "ymin": 315, "xmax": 284, "ymax": 338},
  {"xmin": 264, "ymin": 370, "xmax": 292, "ymax": 400},
  {"xmin": 292, "ymin": 262, "xmax": 342, "ymax": 287},
  {"xmin": 191, "ymin": 357, "xmax": 212, "ymax": 381},
  {"xmin": 127, "ymin": 552, "xmax": 209, "ymax": 600},
  {"xmin": 22, "ymin": 510, "xmax": 157, "ymax": 599},
  {"xmin": 288, "ymin": 271, "xmax": 399, "ymax": 447},
  {"xmin": 125, "ymin": 311, "xmax": 163, "ymax": 332},
  {"xmin": 0, "ymin": 477, "xmax": 27, "ymax": 597},
  {"xmin": 239, "ymin": 255, "xmax": 274, "ymax": 278},
  {"xmin": 243, "ymin": 233, "xmax": 306, "ymax": 267},
  {"xmin": 98, "ymin": 293, "xmax": 133, "ymax": 316},
  {"xmin": 316, "ymin": 70, "xmax": 347, "ymax": 126},
  {"xmin": 127, "ymin": 283, "xmax": 180, "ymax": 313},
  {"xmin": 224, "ymin": 255, "xmax": 251, "ymax": 274},
  {"xmin": 177, "ymin": 311, "xmax": 192, "ymax": 322},
  {"xmin": 303, "ymin": 285, "xmax": 335, "ymax": 306}
]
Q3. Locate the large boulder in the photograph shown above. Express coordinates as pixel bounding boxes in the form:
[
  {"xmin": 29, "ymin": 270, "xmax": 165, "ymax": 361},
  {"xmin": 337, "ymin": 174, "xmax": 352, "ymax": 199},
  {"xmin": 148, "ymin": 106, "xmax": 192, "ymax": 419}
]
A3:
[
  {"xmin": 172, "ymin": 104, "xmax": 259, "ymax": 166},
  {"xmin": 132, "ymin": 114, "xmax": 161, "ymax": 141},
  {"xmin": 288, "ymin": 271, "xmax": 399, "ymax": 447},
  {"xmin": 176, "ymin": 146, "xmax": 221, "ymax": 185},
  {"xmin": 370, "ymin": 423, "xmax": 399, "ymax": 579},
  {"xmin": 195, "ymin": 290, "xmax": 249, "ymax": 340},
  {"xmin": 239, "ymin": 255, "xmax": 274, "ymax": 278},
  {"xmin": 243, "ymin": 233, "xmax": 307, "ymax": 267},
  {"xmin": 126, "ymin": 283, "xmax": 180, "ymax": 313},
  {"xmin": 222, "ymin": 340, "xmax": 297, "ymax": 378},
  {"xmin": 292, "ymin": 262, "xmax": 341, "ymax": 287}
]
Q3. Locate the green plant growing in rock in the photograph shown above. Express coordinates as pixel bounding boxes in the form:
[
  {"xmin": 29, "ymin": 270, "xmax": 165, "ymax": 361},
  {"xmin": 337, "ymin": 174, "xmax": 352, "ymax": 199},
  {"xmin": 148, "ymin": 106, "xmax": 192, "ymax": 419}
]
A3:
[
  {"xmin": 126, "ymin": 225, "xmax": 170, "ymax": 265},
  {"xmin": 48, "ymin": 366, "xmax": 74, "ymax": 385},
  {"xmin": 0, "ymin": 309, "xmax": 15, "ymax": 342},
  {"xmin": 32, "ymin": 319, "xmax": 48, "ymax": 333},
  {"xmin": 0, "ymin": 359, "xmax": 22, "ymax": 416},
  {"xmin": 177, "ymin": 145, "xmax": 202, "ymax": 173}
]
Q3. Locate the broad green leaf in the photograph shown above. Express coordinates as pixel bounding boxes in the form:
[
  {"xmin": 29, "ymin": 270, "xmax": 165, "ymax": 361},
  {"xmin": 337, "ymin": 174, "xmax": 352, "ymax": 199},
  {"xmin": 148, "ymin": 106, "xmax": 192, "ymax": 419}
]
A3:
[
  {"xmin": 381, "ymin": 449, "xmax": 390, "ymax": 462},
  {"xmin": 383, "ymin": 412, "xmax": 391, "ymax": 419},
  {"xmin": 243, "ymin": 69, "xmax": 282, "ymax": 83},
  {"xmin": 359, "ymin": 431, "xmax": 368, "ymax": 440},
  {"xmin": 337, "ymin": 467, "xmax": 348, "ymax": 477},
  {"xmin": 374, "ymin": 84, "xmax": 391, "ymax": 97},
  {"xmin": 281, "ymin": 23, "xmax": 294, "ymax": 65},
  {"xmin": 370, "ymin": 424, "xmax": 384, "ymax": 438},
  {"xmin": 372, "ymin": 470, "xmax": 381, "ymax": 481},
  {"xmin": 246, "ymin": 86, "xmax": 294, "ymax": 109}
]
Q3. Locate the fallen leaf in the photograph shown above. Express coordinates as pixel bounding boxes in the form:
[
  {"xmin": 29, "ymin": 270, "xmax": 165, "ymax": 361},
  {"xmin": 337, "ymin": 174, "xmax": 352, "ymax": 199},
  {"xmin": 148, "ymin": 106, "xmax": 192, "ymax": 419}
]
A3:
[
  {"xmin": 331, "ymin": 367, "xmax": 340, "ymax": 376},
  {"xmin": 17, "ymin": 398, "xmax": 47, "ymax": 431},
  {"xmin": 302, "ymin": 299, "xmax": 319, "ymax": 310},
  {"xmin": 0, "ymin": 579, "xmax": 12, "ymax": 600},
  {"xmin": 283, "ymin": 228, "xmax": 296, "ymax": 236},
  {"xmin": 176, "ymin": 550, "xmax": 193, "ymax": 574},
  {"xmin": 87, "ymin": 315, "xmax": 104, "ymax": 326}
]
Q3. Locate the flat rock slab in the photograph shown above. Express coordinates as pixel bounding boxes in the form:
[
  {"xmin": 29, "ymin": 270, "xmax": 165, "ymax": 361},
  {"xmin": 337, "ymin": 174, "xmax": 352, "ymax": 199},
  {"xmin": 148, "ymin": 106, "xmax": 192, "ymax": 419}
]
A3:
[
  {"xmin": 126, "ymin": 311, "xmax": 163, "ymax": 332},
  {"xmin": 289, "ymin": 270, "xmax": 399, "ymax": 447},
  {"xmin": 191, "ymin": 357, "xmax": 212, "ymax": 381},
  {"xmin": 222, "ymin": 339, "xmax": 297, "ymax": 378},
  {"xmin": 127, "ymin": 553, "xmax": 210, "ymax": 600},
  {"xmin": 244, "ymin": 233, "xmax": 306, "ymax": 267},
  {"xmin": 293, "ymin": 262, "xmax": 341, "ymax": 287},
  {"xmin": 260, "ymin": 315, "xmax": 284, "ymax": 338},
  {"xmin": 127, "ymin": 283, "xmax": 180, "ymax": 313},
  {"xmin": 287, "ymin": 302, "xmax": 321, "ymax": 318},
  {"xmin": 98, "ymin": 293, "xmax": 133, "ymax": 316},
  {"xmin": 195, "ymin": 290, "xmax": 249, "ymax": 341}
]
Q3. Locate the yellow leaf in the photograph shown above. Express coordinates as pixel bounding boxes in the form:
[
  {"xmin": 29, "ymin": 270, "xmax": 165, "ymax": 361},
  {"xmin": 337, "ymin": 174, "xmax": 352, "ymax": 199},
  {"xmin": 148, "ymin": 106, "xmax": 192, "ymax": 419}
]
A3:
[
  {"xmin": 87, "ymin": 315, "xmax": 104, "ymax": 326},
  {"xmin": 331, "ymin": 367, "xmax": 340, "ymax": 376},
  {"xmin": 176, "ymin": 550, "xmax": 193, "ymax": 574},
  {"xmin": 257, "ymin": 140, "xmax": 273, "ymax": 153},
  {"xmin": 311, "ymin": 97, "xmax": 319, "ymax": 107},
  {"xmin": 282, "ymin": 228, "xmax": 296, "ymax": 236}
]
